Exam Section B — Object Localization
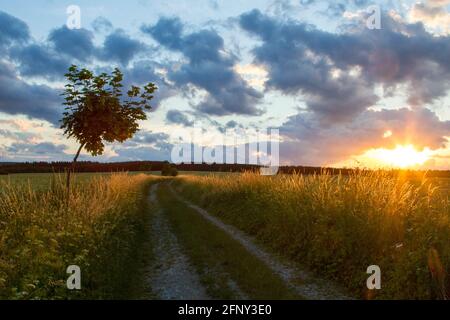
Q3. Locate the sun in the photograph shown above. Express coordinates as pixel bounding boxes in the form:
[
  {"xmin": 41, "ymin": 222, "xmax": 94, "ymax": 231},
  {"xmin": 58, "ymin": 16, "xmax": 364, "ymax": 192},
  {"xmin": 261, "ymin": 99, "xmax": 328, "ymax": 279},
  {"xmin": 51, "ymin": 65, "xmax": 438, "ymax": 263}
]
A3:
[{"xmin": 366, "ymin": 145, "xmax": 432, "ymax": 168}]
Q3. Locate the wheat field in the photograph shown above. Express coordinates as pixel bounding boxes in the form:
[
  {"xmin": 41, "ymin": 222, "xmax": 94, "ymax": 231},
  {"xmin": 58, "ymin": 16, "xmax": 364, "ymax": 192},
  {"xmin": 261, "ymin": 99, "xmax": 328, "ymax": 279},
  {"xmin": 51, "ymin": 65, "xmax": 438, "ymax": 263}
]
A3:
[
  {"xmin": 0, "ymin": 173, "xmax": 152, "ymax": 299},
  {"xmin": 175, "ymin": 171, "xmax": 450, "ymax": 299},
  {"xmin": 1, "ymin": 170, "xmax": 449, "ymax": 299}
]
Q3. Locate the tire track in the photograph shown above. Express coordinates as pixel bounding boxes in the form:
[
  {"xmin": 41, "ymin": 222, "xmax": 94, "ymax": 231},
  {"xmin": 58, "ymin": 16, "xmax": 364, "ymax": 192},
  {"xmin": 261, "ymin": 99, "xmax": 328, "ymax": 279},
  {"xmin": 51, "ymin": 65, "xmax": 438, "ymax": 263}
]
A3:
[
  {"xmin": 147, "ymin": 183, "xmax": 209, "ymax": 300},
  {"xmin": 168, "ymin": 183, "xmax": 353, "ymax": 300}
]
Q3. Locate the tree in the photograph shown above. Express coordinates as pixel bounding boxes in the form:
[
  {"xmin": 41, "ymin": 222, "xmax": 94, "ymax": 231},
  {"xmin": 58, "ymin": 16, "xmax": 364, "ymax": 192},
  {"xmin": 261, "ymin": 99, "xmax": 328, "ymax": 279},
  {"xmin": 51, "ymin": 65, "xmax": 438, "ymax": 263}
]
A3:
[{"xmin": 61, "ymin": 65, "xmax": 157, "ymax": 190}]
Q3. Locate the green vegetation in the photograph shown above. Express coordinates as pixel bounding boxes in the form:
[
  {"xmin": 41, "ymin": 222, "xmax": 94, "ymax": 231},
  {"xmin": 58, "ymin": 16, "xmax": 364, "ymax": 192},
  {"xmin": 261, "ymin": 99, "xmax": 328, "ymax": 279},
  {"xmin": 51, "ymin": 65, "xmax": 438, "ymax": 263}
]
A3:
[
  {"xmin": 161, "ymin": 163, "xmax": 178, "ymax": 177},
  {"xmin": 60, "ymin": 65, "xmax": 157, "ymax": 190},
  {"xmin": 1, "ymin": 170, "xmax": 449, "ymax": 300},
  {"xmin": 157, "ymin": 182, "xmax": 299, "ymax": 299},
  {"xmin": 175, "ymin": 172, "xmax": 450, "ymax": 299},
  {"xmin": 0, "ymin": 173, "xmax": 153, "ymax": 299}
]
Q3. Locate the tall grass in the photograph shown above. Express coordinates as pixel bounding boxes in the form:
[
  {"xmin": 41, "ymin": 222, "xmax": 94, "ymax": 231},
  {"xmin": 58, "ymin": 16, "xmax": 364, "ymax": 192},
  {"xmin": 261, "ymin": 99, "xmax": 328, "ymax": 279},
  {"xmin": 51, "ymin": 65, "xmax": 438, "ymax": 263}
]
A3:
[
  {"xmin": 0, "ymin": 173, "xmax": 152, "ymax": 299},
  {"xmin": 176, "ymin": 171, "xmax": 450, "ymax": 299}
]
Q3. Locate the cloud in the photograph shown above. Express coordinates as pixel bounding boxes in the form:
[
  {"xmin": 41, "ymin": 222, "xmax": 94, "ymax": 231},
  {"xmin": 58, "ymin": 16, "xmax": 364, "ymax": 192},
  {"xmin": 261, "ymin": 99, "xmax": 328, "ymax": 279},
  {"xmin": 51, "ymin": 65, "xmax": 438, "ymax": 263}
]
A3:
[
  {"xmin": 141, "ymin": 17, "xmax": 184, "ymax": 50},
  {"xmin": 132, "ymin": 131, "xmax": 170, "ymax": 144},
  {"xmin": 48, "ymin": 26, "xmax": 146, "ymax": 66},
  {"xmin": 92, "ymin": 16, "xmax": 113, "ymax": 33},
  {"xmin": 142, "ymin": 17, "xmax": 264, "ymax": 116},
  {"xmin": 239, "ymin": 9, "xmax": 450, "ymax": 121},
  {"xmin": 0, "ymin": 61, "xmax": 61, "ymax": 124},
  {"xmin": 111, "ymin": 129, "xmax": 173, "ymax": 161},
  {"xmin": 280, "ymin": 108, "xmax": 450, "ymax": 166},
  {"xmin": 238, "ymin": 9, "xmax": 378, "ymax": 121},
  {"xmin": 6, "ymin": 142, "xmax": 68, "ymax": 156},
  {"xmin": 0, "ymin": 129, "xmax": 40, "ymax": 143},
  {"xmin": 1, "ymin": 8, "xmax": 448, "ymax": 167},
  {"xmin": 121, "ymin": 60, "xmax": 177, "ymax": 110},
  {"xmin": 427, "ymin": 0, "xmax": 450, "ymax": 7},
  {"xmin": 111, "ymin": 145, "xmax": 172, "ymax": 161},
  {"xmin": 48, "ymin": 26, "xmax": 96, "ymax": 62},
  {"xmin": 0, "ymin": 11, "xmax": 171, "ymax": 122},
  {"xmin": 110, "ymin": 129, "xmax": 173, "ymax": 161},
  {"xmin": 166, "ymin": 110, "xmax": 194, "ymax": 126},
  {"xmin": 409, "ymin": 0, "xmax": 450, "ymax": 34},
  {"xmin": 100, "ymin": 29, "xmax": 147, "ymax": 65},
  {"xmin": 10, "ymin": 43, "xmax": 71, "ymax": 79},
  {"xmin": 0, "ymin": 10, "xmax": 29, "ymax": 49}
]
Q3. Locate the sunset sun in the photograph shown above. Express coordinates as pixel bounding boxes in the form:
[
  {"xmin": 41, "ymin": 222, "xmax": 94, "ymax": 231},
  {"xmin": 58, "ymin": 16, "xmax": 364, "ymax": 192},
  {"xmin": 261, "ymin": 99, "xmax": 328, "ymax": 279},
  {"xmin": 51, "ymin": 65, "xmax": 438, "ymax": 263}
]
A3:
[{"xmin": 367, "ymin": 145, "xmax": 432, "ymax": 168}]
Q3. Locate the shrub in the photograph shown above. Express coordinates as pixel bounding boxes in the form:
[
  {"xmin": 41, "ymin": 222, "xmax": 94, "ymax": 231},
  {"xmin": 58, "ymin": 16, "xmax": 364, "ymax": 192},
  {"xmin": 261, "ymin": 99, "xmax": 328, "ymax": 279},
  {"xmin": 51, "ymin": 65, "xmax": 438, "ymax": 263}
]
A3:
[{"xmin": 161, "ymin": 163, "xmax": 178, "ymax": 177}]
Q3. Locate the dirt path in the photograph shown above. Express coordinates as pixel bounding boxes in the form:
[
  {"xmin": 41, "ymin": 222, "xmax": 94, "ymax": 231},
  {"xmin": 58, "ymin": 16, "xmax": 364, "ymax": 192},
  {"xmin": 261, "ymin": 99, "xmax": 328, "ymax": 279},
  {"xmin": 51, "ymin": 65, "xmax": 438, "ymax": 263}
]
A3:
[
  {"xmin": 147, "ymin": 184, "xmax": 209, "ymax": 300},
  {"xmin": 145, "ymin": 180, "xmax": 352, "ymax": 300},
  {"xmin": 167, "ymin": 183, "xmax": 353, "ymax": 300}
]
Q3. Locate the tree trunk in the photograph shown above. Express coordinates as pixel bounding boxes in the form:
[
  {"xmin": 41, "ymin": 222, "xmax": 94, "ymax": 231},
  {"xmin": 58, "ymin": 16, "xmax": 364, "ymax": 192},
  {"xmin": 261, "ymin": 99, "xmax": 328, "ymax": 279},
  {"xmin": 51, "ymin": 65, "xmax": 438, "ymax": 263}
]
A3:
[{"xmin": 66, "ymin": 143, "xmax": 85, "ymax": 191}]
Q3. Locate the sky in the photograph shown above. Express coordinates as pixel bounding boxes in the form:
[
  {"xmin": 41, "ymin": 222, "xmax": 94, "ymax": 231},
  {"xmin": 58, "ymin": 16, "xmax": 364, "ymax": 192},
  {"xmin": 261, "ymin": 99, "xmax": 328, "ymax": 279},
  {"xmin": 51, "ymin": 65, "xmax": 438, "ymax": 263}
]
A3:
[{"xmin": 0, "ymin": 0, "xmax": 449, "ymax": 169}]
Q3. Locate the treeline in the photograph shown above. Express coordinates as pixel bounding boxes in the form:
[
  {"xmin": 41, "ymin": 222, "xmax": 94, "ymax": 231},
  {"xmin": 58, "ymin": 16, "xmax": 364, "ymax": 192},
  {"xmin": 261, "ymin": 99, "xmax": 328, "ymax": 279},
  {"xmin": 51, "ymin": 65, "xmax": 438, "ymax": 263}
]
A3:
[
  {"xmin": 0, "ymin": 161, "xmax": 260, "ymax": 175},
  {"xmin": 279, "ymin": 166, "xmax": 450, "ymax": 178},
  {"xmin": 0, "ymin": 161, "xmax": 449, "ymax": 178},
  {"xmin": 0, "ymin": 161, "xmax": 155, "ymax": 174}
]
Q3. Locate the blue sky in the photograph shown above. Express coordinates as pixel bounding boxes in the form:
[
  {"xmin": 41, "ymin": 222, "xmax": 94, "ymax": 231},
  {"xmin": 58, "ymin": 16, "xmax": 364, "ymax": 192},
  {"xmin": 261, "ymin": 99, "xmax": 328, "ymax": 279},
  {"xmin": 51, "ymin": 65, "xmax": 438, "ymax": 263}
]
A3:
[{"xmin": 0, "ymin": 0, "xmax": 449, "ymax": 169}]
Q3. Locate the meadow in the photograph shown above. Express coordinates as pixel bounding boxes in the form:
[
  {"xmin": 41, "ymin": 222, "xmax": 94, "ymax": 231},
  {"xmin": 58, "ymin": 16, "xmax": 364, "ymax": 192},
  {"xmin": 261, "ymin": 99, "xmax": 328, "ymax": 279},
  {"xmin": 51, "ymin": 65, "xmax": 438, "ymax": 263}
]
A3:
[
  {"xmin": 0, "ymin": 173, "xmax": 154, "ymax": 299},
  {"xmin": 0, "ymin": 170, "xmax": 449, "ymax": 299},
  {"xmin": 175, "ymin": 171, "xmax": 450, "ymax": 299}
]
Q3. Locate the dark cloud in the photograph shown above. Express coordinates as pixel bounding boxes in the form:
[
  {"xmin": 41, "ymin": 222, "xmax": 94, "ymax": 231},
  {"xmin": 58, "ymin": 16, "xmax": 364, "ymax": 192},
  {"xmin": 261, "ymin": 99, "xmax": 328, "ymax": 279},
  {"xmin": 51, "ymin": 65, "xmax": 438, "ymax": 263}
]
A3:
[
  {"xmin": 238, "ymin": 9, "xmax": 377, "ymax": 121},
  {"xmin": 225, "ymin": 120, "xmax": 239, "ymax": 128},
  {"xmin": 0, "ymin": 11, "xmax": 170, "ymax": 122},
  {"xmin": 239, "ymin": 9, "xmax": 450, "ymax": 120},
  {"xmin": 0, "ymin": 10, "xmax": 30, "ymax": 49},
  {"xmin": 10, "ymin": 43, "xmax": 71, "ymax": 79},
  {"xmin": 142, "ymin": 17, "xmax": 264, "ymax": 116},
  {"xmin": 141, "ymin": 17, "xmax": 183, "ymax": 50},
  {"xmin": 0, "ymin": 61, "xmax": 61, "ymax": 124},
  {"xmin": 48, "ymin": 26, "xmax": 96, "ymax": 62},
  {"xmin": 166, "ymin": 110, "xmax": 194, "ymax": 126},
  {"xmin": 48, "ymin": 26, "xmax": 146, "ymax": 66},
  {"xmin": 100, "ymin": 29, "xmax": 146, "ymax": 65}
]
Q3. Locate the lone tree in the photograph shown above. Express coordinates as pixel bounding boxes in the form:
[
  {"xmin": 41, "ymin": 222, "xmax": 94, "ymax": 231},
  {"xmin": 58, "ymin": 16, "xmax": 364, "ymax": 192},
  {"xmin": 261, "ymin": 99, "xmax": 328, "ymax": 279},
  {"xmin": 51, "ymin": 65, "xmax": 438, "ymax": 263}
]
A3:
[{"xmin": 61, "ymin": 65, "xmax": 157, "ymax": 190}]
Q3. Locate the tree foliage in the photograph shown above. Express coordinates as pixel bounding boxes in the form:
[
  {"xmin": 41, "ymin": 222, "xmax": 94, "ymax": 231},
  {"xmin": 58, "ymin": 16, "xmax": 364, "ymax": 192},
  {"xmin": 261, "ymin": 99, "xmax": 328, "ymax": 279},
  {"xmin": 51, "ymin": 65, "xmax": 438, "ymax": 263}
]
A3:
[{"xmin": 61, "ymin": 65, "xmax": 157, "ymax": 156}]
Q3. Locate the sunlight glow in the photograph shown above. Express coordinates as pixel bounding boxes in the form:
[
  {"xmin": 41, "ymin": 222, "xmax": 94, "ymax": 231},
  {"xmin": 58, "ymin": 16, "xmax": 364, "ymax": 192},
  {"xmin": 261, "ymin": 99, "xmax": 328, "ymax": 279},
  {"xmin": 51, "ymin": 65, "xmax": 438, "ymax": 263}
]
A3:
[
  {"xmin": 366, "ymin": 144, "xmax": 432, "ymax": 168},
  {"xmin": 383, "ymin": 130, "xmax": 393, "ymax": 138}
]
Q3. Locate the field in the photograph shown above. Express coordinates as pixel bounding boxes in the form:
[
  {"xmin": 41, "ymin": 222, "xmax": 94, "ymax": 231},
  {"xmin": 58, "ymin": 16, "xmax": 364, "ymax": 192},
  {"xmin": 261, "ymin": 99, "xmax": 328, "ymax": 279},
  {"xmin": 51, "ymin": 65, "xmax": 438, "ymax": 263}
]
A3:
[
  {"xmin": 0, "ymin": 171, "xmax": 449, "ymax": 299},
  {"xmin": 0, "ymin": 172, "xmax": 154, "ymax": 299},
  {"xmin": 174, "ymin": 172, "xmax": 450, "ymax": 299}
]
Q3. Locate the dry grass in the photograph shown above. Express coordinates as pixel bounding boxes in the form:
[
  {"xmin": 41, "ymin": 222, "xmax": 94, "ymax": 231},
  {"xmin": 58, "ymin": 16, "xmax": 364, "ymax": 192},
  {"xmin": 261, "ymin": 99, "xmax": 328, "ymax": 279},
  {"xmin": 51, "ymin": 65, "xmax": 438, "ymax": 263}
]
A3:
[
  {"xmin": 0, "ymin": 173, "xmax": 152, "ymax": 299},
  {"xmin": 176, "ymin": 171, "xmax": 450, "ymax": 299}
]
